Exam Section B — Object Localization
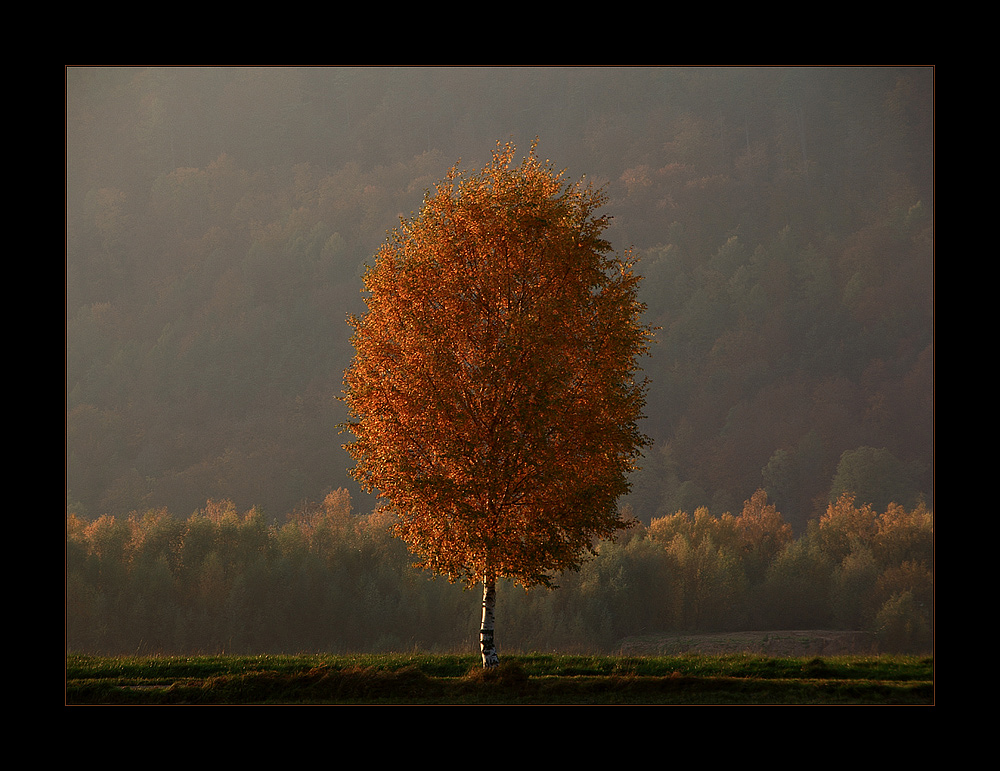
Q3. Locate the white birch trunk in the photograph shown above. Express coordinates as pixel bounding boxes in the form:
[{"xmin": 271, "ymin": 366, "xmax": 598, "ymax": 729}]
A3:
[{"xmin": 480, "ymin": 579, "xmax": 500, "ymax": 668}]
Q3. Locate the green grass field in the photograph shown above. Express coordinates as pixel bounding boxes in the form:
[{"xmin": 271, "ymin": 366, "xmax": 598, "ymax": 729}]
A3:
[{"xmin": 66, "ymin": 652, "xmax": 934, "ymax": 705}]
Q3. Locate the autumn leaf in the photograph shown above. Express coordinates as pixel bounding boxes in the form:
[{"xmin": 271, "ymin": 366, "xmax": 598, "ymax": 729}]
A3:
[{"xmin": 342, "ymin": 141, "xmax": 651, "ymax": 590}]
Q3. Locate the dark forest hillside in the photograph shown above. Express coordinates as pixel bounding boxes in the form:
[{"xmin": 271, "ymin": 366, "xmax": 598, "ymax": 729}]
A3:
[{"xmin": 65, "ymin": 66, "xmax": 933, "ymax": 531}]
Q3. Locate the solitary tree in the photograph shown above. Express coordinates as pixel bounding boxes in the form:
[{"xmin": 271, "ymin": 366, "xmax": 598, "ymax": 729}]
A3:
[{"xmin": 342, "ymin": 142, "xmax": 651, "ymax": 666}]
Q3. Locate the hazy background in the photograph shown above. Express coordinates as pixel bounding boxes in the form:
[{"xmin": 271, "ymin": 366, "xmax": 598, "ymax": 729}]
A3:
[{"xmin": 66, "ymin": 66, "xmax": 933, "ymax": 533}]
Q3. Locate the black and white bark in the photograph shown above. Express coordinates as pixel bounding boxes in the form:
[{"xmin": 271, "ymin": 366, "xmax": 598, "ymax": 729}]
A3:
[{"xmin": 480, "ymin": 579, "xmax": 499, "ymax": 668}]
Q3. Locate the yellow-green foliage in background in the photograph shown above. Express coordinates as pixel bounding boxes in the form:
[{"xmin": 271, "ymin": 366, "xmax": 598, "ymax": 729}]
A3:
[{"xmin": 66, "ymin": 489, "xmax": 931, "ymax": 656}]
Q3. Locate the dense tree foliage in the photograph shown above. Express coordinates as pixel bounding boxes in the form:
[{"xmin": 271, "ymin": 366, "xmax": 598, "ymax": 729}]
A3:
[
  {"xmin": 344, "ymin": 143, "xmax": 649, "ymax": 584},
  {"xmin": 66, "ymin": 490, "xmax": 932, "ymax": 655}
]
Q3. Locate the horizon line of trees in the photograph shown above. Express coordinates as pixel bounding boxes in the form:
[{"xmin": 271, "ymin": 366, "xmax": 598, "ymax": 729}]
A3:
[{"xmin": 66, "ymin": 486, "xmax": 932, "ymax": 657}]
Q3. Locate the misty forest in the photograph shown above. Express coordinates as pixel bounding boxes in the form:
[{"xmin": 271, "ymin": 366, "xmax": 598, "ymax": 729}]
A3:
[{"xmin": 66, "ymin": 66, "xmax": 933, "ymax": 656}]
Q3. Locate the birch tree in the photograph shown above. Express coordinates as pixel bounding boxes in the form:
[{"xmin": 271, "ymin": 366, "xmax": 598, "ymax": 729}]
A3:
[{"xmin": 342, "ymin": 141, "xmax": 651, "ymax": 666}]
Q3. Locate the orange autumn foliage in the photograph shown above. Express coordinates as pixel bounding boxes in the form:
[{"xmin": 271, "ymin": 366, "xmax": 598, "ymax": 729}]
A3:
[{"xmin": 342, "ymin": 142, "xmax": 651, "ymax": 588}]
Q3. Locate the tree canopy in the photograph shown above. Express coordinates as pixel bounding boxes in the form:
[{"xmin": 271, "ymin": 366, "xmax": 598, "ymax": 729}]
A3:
[{"xmin": 342, "ymin": 142, "xmax": 651, "ymax": 590}]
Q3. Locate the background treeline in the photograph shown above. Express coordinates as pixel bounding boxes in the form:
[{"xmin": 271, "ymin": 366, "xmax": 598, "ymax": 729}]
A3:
[
  {"xmin": 66, "ymin": 67, "xmax": 933, "ymax": 533},
  {"xmin": 66, "ymin": 489, "xmax": 932, "ymax": 655}
]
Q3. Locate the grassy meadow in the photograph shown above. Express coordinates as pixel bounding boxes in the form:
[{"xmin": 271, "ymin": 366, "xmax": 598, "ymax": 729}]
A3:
[{"xmin": 66, "ymin": 652, "xmax": 933, "ymax": 705}]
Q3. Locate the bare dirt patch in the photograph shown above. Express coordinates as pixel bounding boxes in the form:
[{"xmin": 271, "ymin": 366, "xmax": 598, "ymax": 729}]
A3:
[{"xmin": 619, "ymin": 630, "xmax": 878, "ymax": 657}]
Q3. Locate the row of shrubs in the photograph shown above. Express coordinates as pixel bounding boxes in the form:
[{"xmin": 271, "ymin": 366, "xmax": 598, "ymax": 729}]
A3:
[{"xmin": 66, "ymin": 489, "xmax": 932, "ymax": 655}]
